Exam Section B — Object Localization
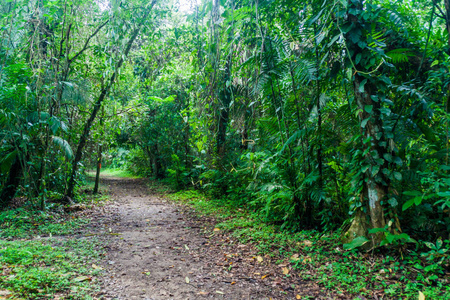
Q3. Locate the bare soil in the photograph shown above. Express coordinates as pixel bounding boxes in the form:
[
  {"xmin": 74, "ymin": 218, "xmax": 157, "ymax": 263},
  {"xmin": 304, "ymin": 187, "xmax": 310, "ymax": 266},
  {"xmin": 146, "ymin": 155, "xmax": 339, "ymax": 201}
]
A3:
[{"xmin": 86, "ymin": 176, "xmax": 338, "ymax": 300}]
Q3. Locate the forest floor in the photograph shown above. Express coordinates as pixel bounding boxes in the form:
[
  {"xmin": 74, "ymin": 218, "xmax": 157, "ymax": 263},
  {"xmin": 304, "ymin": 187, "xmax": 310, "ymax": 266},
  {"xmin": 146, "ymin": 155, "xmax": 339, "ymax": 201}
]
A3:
[
  {"xmin": 2, "ymin": 174, "xmax": 447, "ymax": 299},
  {"xmin": 88, "ymin": 175, "xmax": 336, "ymax": 300}
]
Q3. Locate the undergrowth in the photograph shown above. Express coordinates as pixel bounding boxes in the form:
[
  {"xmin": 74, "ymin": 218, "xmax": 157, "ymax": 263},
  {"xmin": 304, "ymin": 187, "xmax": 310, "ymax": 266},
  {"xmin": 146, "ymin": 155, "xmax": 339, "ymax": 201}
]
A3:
[
  {"xmin": 0, "ymin": 185, "xmax": 110, "ymax": 299},
  {"xmin": 164, "ymin": 186, "xmax": 450, "ymax": 300},
  {"xmin": 0, "ymin": 208, "xmax": 89, "ymax": 239},
  {"xmin": 0, "ymin": 238, "xmax": 104, "ymax": 299}
]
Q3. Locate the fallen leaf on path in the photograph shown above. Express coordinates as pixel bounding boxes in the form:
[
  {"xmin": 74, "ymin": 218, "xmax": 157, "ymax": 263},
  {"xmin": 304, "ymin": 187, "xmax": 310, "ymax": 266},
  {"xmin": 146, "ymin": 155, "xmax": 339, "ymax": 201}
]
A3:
[
  {"xmin": 282, "ymin": 267, "xmax": 289, "ymax": 275},
  {"xmin": 92, "ymin": 264, "xmax": 103, "ymax": 270},
  {"xmin": 185, "ymin": 276, "xmax": 190, "ymax": 283},
  {"xmin": 272, "ymin": 278, "xmax": 282, "ymax": 286},
  {"xmin": 296, "ymin": 295, "xmax": 301, "ymax": 299},
  {"xmin": 290, "ymin": 254, "xmax": 300, "ymax": 261},
  {"xmin": 261, "ymin": 274, "xmax": 270, "ymax": 279},
  {"xmin": 303, "ymin": 256, "xmax": 312, "ymax": 263},
  {"xmin": 231, "ymin": 281, "xmax": 236, "ymax": 285},
  {"xmin": 184, "ymin": 244, "xmax": 189, "ymax": 250},
  {"xmin": 73, "ymin": 275, "xmax": 91, "ymax": 282},
  {"xmin": 213, "ymin": 228, "xmax": 220, "ymax": 231},
  {"xmin": 419, "ymin": 291, "xmax": 425, "ymax": 300},
  {"xmin": 0, "ymin": 290, "xmax": 12, "ymax": 299},
  {"xmin": 216, "ymin": 291, "xmax": 224, "ymax": 294},
  {"xmin": 256, "ymin": 256, "xmax": 263, "ymax": 262},
  {"xmin": 301, "ymin": 240, "xmax": 312, "ymax": 247},
  {"xmin": 197, "ymin": 291, "xmax": 209, "ymax": 295}
]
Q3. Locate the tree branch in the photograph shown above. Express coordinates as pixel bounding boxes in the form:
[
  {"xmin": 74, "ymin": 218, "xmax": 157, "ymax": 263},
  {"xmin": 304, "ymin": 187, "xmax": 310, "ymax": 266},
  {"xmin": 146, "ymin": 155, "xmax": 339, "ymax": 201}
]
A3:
[
  {"xmin": 66, "ymin": 0, "xmax": 158, "ymax": 198},
  {"xmin": 68, "ymin": 19, "xmax": 109, "ymax": 64}
]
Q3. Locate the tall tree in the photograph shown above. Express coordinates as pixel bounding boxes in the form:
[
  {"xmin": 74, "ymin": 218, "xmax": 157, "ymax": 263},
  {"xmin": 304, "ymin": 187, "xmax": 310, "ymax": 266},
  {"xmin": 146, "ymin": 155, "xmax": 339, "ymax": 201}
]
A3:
[{"xmin": 66, "ymin": 0, "xmax": 159, "ymax": 198}]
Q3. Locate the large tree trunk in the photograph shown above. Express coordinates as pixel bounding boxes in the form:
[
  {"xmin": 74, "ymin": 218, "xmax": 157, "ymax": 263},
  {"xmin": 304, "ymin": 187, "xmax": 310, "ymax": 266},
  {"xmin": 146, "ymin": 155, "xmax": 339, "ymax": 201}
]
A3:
[
  {"xmin": 353, "ymin": 75, "xmax": 389, "ymax": 231},
  {"xmin": 343, "ymin": 0, "xmax": 391, "ymax": 246}
]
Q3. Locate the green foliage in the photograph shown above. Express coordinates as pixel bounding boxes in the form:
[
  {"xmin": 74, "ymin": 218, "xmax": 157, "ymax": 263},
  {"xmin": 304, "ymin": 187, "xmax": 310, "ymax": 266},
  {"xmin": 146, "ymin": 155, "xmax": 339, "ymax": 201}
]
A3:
[
  {"xmin": 166, "ymin": 183, "xmax": 450, "ymax": 298},
  {"xmin": 0, "ymin": 207, "xmax": 89, "ymax": 239},
  {"xmin": 0, "ymin": 238, "xmax": 103, "ymax": 299},
  {"xmin": 0, "ymin": 0, "xmax": 449, "ymax": 292}
]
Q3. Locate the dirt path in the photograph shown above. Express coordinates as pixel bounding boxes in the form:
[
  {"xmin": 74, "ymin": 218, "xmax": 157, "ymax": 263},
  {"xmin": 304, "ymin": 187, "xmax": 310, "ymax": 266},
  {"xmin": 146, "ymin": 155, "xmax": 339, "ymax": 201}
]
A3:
[{"xmin": 88, "ymin": 176, "xmax": 302, "ymax": 300}]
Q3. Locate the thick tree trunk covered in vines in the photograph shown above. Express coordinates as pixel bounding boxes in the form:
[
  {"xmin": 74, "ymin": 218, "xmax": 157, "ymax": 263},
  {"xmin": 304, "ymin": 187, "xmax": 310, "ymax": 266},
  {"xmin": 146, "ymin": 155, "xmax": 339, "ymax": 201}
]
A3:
[
  {"xmin": 343, "ymin": 0, "xmax": 390, "ymax": 246},
  {"xmin": 353, "ymin": 75, "xmax": 389, "ymax": 230},
  {"xmin": 66, "ymin": 2, "xmax": 157, "ymax": 198}
]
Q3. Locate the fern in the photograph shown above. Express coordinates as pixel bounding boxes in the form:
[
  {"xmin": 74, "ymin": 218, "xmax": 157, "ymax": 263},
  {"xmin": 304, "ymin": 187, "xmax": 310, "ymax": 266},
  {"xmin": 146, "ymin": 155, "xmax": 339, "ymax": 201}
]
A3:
[{"xmin": 386, "ymin": 48, "xmax": 414, "ymax": 63}]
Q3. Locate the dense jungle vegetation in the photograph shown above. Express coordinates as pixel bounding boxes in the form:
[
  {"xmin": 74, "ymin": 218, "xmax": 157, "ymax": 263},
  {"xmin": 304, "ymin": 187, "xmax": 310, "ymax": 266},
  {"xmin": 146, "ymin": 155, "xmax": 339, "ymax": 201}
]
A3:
[{"xmin": 1, "ymin": 0, "xmax": 450, "ymax": 297}]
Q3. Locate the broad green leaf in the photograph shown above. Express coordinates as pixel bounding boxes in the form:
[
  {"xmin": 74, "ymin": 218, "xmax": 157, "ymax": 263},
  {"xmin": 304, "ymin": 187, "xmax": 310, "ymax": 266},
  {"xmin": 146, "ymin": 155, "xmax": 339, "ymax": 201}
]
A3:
[
  {"xmin": 402, "ymin": 198, "xmax": 417, "ymax": 211},
  {"xmin": 361, "ymin": 118, "xmax": 369, "ymax": 128},
  {"xmin": 343, "ymin": 236, "xmax": 369, "ymax": 250},
  {"xmin": 364, "ymin": 105, "xmax": 373, "ymax": 113},
  {"xmin": 52, "ymin": 136, "xmax": 74, "ymax": 160},
  {"xmin": 358, "ymin": 79, "xmax": 367, "ymax": 93},
  {"xmin": 369, "ymin": 227, "xmax": 386, "ymax": 234}
]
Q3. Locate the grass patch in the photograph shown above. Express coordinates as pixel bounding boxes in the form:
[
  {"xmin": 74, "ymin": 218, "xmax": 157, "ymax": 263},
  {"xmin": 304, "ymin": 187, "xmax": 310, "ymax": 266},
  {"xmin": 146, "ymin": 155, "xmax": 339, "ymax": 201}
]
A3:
[
  {"xmin": 86, "ymin": 168, "xmax": 140, "ymax": 179},
  {"xmin": 0, "ymin": 237, "xmax": 104, "ymax": 299},
  {"xmin": 0, "ymin": 189, "xmax": 111, "ymax": 298},
  {"xmin": 0, "ymin": 208, "xmax": 89, "ymax": 239},
  {"xmin": 165, "ymin": 187, "xmax": 450, "ymax": 299}
]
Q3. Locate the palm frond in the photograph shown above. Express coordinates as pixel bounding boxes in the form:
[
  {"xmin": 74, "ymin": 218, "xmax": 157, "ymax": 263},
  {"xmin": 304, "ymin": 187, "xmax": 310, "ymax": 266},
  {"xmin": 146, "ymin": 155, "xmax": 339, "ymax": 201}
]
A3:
[{"xmin": 52, "ymin": 136, "xmax": 74, "ymax": 160}]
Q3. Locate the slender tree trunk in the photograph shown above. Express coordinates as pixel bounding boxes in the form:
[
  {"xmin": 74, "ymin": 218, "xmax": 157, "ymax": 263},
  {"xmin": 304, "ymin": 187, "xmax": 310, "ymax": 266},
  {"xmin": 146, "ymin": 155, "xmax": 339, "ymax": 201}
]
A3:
[
  {"xmin": 93, "ymin": 144, "xmax": 102, "ymax": 194},
  {"xmin": 444, "ymin": 0, "xmax": 450, "ymax": 165},
  {"xmin": 66, "ymin": 2, "xmax": 157, "ymax": 198},
  {"xmin": 314, "ymin": 24, "xmax": 323, "ymax": 192},
  {"xmin": 216, "ymin": 58, "xmax": 232, "ymax": 157},
  {"xmin": 184, "ymin": 101, "xmax": 191, "ymax": 169},
  {"xmin": 151, "ymin": 145, "xmax": 163, "ymax": 179},
  {"xmin": 215, "ymin": 0, "xmax": 234, "ymax": 160}
]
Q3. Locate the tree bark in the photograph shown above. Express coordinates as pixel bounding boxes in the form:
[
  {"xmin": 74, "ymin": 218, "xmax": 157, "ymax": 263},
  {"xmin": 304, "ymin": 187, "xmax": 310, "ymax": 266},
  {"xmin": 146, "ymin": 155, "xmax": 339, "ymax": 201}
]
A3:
[
  {"xmin": 343, "ymin": 0, "xmax": 390, "ymax": 246},
  {"xmin": 93, "ymin": 144, "xmax": 102, "ymax": 194}
]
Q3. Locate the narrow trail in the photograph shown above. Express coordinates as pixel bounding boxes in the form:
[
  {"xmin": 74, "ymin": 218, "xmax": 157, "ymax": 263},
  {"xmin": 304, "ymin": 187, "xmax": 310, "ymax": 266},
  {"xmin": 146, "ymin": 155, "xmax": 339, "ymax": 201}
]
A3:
[{"xmin": 88, "ymin": 176, "xmax": 296, "ymax": 300}]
